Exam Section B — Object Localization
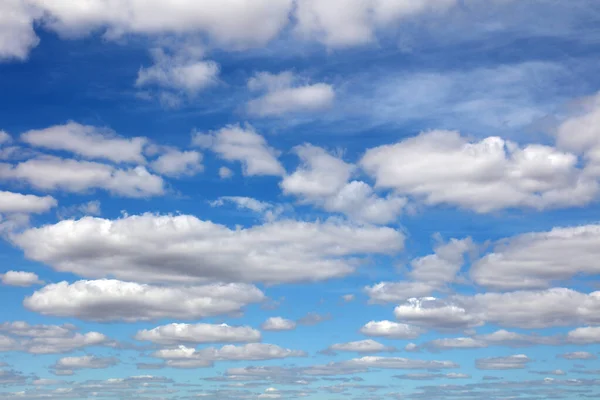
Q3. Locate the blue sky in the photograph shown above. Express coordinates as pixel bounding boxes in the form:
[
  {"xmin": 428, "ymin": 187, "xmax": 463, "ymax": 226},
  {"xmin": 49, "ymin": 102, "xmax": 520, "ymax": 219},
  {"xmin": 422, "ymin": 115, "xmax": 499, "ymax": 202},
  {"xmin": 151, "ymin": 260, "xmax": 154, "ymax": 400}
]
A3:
[{"xmin": 1, "ymin": 1, "xmax": 600, "ymax": 399}]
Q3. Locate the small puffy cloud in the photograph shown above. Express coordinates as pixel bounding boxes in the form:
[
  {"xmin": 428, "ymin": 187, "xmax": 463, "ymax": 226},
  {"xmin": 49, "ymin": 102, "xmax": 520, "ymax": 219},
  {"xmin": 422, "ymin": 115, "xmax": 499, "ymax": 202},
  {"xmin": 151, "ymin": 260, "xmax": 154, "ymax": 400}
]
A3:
[
  {"xmin": 247, "ymin": 71, "xmax": 334, "ymax": 116},
  {"xmin": 427, "ymin": 337, "xmax": 487, "ymax": 349},
  {"xmin": 210, "ymin": 196, "xmax": 274, "ymax": 214},
  {"xmin": 136, "ymin": 47, "xmax": 219, "ymax": 105},
  {"xmin": 555, "ymin": 91, "xmax": 600, "ymax": 172},
  {"xmin": 475, "ymin": 354, "xmax": 531, "ymax": 370},
  {"xmin": 366, "ymin": 237, "xmax": 474, "ymax": 303},
  {"xmin": 0, "ymin": 156, "xmax": 164, "ymax": 198},
  {"xmin": 0, "ymin": 0, "xmax": 40, "ymax": 61},
  {"xmin": 427, "ymin": 330, "xmax": 559, "ymax": 350},
  {"xmin": 20, "ymin": 122, "xmax": 147, "ymax": 164},
  {"xmin": 328, "ymin": 339, "xmax": 396, "ymax": 353},
  {"xmin": 394, "ymin": 297, "xmax": 483, "ymax": 330},
  {"xmin": 134, "ymin": 323, "xmax": 261, "ymax": 345},
  {"xmin": 359, "ymin": 320, "xmax": 424, "ymax": 340},
  {"xmin": 23, "ymin": 279, "xmax": 265, "ymax": 322},
  {"xmin": 153, "ymin": 343, "xmax": 306, "ymax": 368},
  {"xmin": 13, "ymin": 213, "xmax": 403, "ymax": 284},
  {"xmin": 281, "ymin": 144, "xmax": 405, "ymax": 224},
  {"xmin": 1, "ymin": 271, "xmax": 43, "ymax": 287},
  {"xmin": 394, "ymin": 372, "xmax": 470, "ymax": 380},
  {"xmin": 558, "ymin": 352, "xmax": 597, "ymax": 360},
  {"xmin": 0, "ymin": 321, "xmax": 111, "ymax": 354},
  {"xmin": 0, "ymin": 131, "xmax": 11, "ymax": 144},
  {"xmin": 471, "ymin": 224, "xmax": 600, "ymax": 290},
  {"xmin": 294, "ymin": 0, "xmax": 457, "ymax": 48},
  {"xmin": 150, "ymin": 148, "xmax": 203, "ymax": 177},
  {"xmin": 361, "ymin": 130, "xmax": 597, "ymax": 212},
  {"xmin": 567, "ymin": 327, "xmax": 600, "ymax": 344},
  {"xmin": 218, "ymin": 166, "xmax": 233, "ymax": 179},
  {"xmin": 261, "ymin": 317, "xmax": 296, "ymax": 331},
  {"xmin": 297, "ymin": 312, "xmax": 331, "ymax": 326},
  {"xmin": 461, "ymin": 288, "xmax": 600, "ymax": 329},
  {"xmin": 52, "ymin": 355, "xmax": 118, "ymax": 373},
  {"xmin": 0, "ymin": 191, "xmax": 57, "ymax": 214},
  {"xmin": 193, "ymin": 124, "xmax": 284, "ymax": 176},
  {"xmin": 342, "ymin": 294, "xmax": 355, "ymax": 302}
]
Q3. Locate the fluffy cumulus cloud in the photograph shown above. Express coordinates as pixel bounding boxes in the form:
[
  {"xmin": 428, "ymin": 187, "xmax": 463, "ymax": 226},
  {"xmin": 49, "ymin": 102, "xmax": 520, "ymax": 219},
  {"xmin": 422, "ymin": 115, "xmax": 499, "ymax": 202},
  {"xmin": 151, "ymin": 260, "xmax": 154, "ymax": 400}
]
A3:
[
  {"xmin": 152, "ymin": 343, "xmax": 306, "ymax": 368},
  {"xmin": 0, "ymin": 191, "xmax": 57, "ymax": 214},
  {"xmin": 361, "ymin": 130, "xmax": 597, "ymax": 212},
  {"xmin": 247, "ymin": 71, "xmax": 335, "ymax": 116},
  {"xmin": 394, "ymin": 297, "xmax": 483, "ymax": 330},
  {"xmin": 281, "ymin": 144, "xmax": 406, "ymax": 224},
  {"xmin": 24, "ymin": 0, "xmax": 294, "ymax": 49},
  {"xmin": 366, "ymin": 237, "xmax": 474, "ymax": 302},
  {"xmin": 0, "ymin": 321, "xmax": 111, "ymax": 354},
  {"xmin": 23, "ymin": 279, "xmax": 265, "ymax": 322},
  {"xmin": 261, "ymin": 317, "xmax": 297, "ymax": 331},
  {"xmin": 471, "ymin": 224, "xmax": 600, "ymax": 290},
  {"xmin": 0, "ymin": 0, "xmax": 40, "ymax": 60},
  {"xmin": 193, "ymin": 124, "xmax": 285, "ymax": 176},
  {"xmin": 0, "ymin": 156, "xmax": 164, "ymax": 198},
  {"xmin": 327, "ymin": 339, "xmax": 396, "ymax": 353},
  {"xmin": 567, "ymin": 326, "xmax": 600, "ymax": 344},
  {"xmin": 1, "ymin": 271, "xmax": 43, "ymax": 287},
  {"xmin": 134, "ymin": 323, "xmax": 261, "ymax": 345},
  {"xmin": 136, "ymin": 47, "xmax": 219, "ymax": 106},
  {"xmin": 52, "ymin": 355, "xmax": 118, "ymax": 374},
  {"xmin": 149, "ymin": 148, "xmax": 203, "ymax": 177},
  {"xmin": 20, "ymin": 122, "xmax": 147, "ymax": 164},
  {"xmin": 12, "ymin": 213, "xmax": 403, "ymax": 284},
  {"xmin": 359, "ymin": 320, "xmax": 424, "ymax": 339},
  {"xmin": 475, "ymin": 354, "xmax": 531, "ymax": 370},
  {"xmin": 294, "ymin": 0, "xmax": 457, "ymax": 48}
]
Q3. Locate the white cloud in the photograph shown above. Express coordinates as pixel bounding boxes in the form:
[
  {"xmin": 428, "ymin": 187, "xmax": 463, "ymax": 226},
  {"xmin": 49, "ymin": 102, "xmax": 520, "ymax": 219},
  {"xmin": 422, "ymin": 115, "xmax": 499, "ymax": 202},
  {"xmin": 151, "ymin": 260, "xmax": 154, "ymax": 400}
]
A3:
[
  {"xmin": 366, "ymin": 237, "xmax": 474, "ymax": 302},
  {"xmin": 361, "ymin": 130, "xmax": 597, "ymax": 212},
  {"xmin": 136, "ymin": 47, "xmax": 219, "ymax": 96},
  {"xmin": 218, "ymin": 166, "xmax": 233, "ymax": 179},
  {"xmin": 555, "ymin": 91, "xmax": 600, "ymax": 174},
  {"xmin": 30, "ymin": 0, "xmax": 294, "ymax": 48},
  {"xmin": 359, "ymin": 320, "xmax": 424, "ymax": 340},
  {"xmin": 281, "ymin": 144, "xmax": 405, "ymax": 224},
  {"xmin": 475, "ymin": 354, "xmax": 531, "ymax": 370},
  {"xmin": 52, "ymin": 355, "xmax": 118, "ymax": 372},
  {"xmin": 428, "ymin": 337, "xmax": 487, "ymax": 349},
  {"xmin": 150, "ymin": 148, "xmax": 203, "ymax": 177},
  {"xmin": 567, "ymin": 327, "xmax": 600, "ymax": 344},
  {"xmin": 471, "ymin": 224, "xmax": 600, "ymax": 290},
  {"xmin": 23, "ymin": 279, "xmax": 265, "ymax": 322},
  {"xmin": 0, "ymin": 0, "xmax": 40, "ymax": 60},
  {"xmin": 261, "ymin": 317, "xmax": 297, "ymax": 331},
  {"xmin": 294, "ymin": 0, "xmax": 457, "ymax": 48},
  {"xmin": 342, "ymin": 294, "xmax": 355, "ymax": 302},
  {"xmin": 20, "ymin": 122, "xmax": 147, "ymax": 164},
  {"xmin": 135, "ymin": 323, "xmax": 261, "ymax": 345},
  {"xmin": 247, "ymin": 71, "xmax": 334, "ymax": 116},
  {"xmin": 13, "ymin": 213, "xmax": 403, "ymax": 284},
  {"xmin": 1, "ymin": 271, "xmax": 43, "ymax": 287},
  {"xmin": 210, "ymin": 196, "xmax": 273, "ymax": 213},
  {"xmin": 153, "ymin": 343, "xmax": 306, "ymax": 368},
  {"xmin": 462, "ymin": 288, "xmax": 600, "ymax": 329},
  {"xmin": 558, "ymin": 351, "xmax": 596, "ymax": 360},
  {"xmin": 0, "ymin": 131, "xmax": 11, "ymax": 144},
  {"xmin": 342, "ymin": 355, "xmax": 458, "ymax": 371},
  {"xmin": 193, "ymin": 124, "xmax": 284, "ymax": 176},
  {"xmin": 394, "ymin": 297, "xmax": 483, "ymax": 330},
  {"xmin": 0, "ymin": 191, "xmax": 56, "ymax": 214},
  {"xmin": 329, "ymin": 339, "xmax": 395, "ymax": 353},
  {"xmin": 0, "ymin": 156, "xmax": 164, "ymax": 198}
]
